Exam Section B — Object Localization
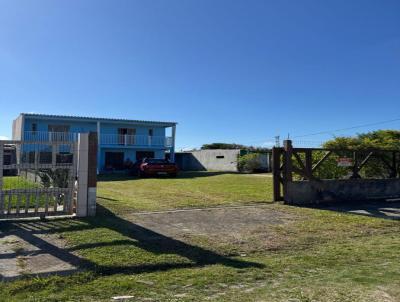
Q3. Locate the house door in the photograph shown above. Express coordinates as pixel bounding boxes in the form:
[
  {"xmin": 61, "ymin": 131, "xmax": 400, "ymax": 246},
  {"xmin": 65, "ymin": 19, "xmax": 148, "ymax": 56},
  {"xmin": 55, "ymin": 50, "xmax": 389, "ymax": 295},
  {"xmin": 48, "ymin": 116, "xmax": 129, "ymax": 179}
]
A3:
[
  {"xmin": 136, "ymin": 151, "xmax": 155, "ymax": 161},
  {"xmin": 105, "ymin": 152, "xmax": 124, "ymax": 170}
]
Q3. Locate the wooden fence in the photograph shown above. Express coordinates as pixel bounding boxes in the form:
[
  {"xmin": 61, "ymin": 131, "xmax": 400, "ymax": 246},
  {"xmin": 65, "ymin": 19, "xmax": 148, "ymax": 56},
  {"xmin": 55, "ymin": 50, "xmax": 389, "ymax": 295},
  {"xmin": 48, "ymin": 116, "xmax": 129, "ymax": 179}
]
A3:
[{"xmin": 273, "ymin": 140, "xmax": 400, "ymax": 203}]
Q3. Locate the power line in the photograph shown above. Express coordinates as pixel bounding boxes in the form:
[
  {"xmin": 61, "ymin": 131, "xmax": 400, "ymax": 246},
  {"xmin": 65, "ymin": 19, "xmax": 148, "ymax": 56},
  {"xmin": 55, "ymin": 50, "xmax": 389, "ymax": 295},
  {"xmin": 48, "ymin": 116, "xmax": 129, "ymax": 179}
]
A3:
[
  {"xmin": 181, "ymin": 117, "xmax": 400, "ymax": 149},
  {"xmin": 292, "ymin": 117, "xmax": 400, "ymax": 139}
]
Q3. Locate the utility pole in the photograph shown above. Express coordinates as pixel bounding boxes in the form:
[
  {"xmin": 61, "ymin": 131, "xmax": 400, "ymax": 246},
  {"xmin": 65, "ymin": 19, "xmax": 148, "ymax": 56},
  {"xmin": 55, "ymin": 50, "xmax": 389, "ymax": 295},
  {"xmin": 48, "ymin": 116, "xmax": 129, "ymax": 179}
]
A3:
[{"xmin": 275, "ymin": 136, "xmax": 280, "ymax": 147}]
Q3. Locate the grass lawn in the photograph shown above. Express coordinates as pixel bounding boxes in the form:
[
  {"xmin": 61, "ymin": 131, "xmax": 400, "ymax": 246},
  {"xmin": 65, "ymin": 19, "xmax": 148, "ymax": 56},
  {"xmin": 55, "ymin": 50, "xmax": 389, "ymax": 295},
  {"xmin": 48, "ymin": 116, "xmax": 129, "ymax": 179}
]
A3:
[
  {"xmin": 97, "ymin": 172, "xmax": 273, "ymax": 213},
  {"xmin": 2, "ymin": 176, "xmax": 41, "ymax": 208},
  {"xmin": 1, "ymin": 172, "xmax": 399, "ymax": 301},
  {"xmin": 3, "ymin": 176, "xmax": 39, "ymax": 190},
  {"xmin": 2, "ymin": 176, "xmax": 58, "ymax": 210}
]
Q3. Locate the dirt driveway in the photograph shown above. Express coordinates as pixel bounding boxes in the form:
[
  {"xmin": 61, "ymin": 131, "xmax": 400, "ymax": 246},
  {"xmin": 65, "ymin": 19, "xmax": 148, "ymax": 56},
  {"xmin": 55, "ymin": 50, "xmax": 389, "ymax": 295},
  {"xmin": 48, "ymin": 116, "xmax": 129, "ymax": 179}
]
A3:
[{"xmin": 126, "ymin": 204, "xmax": 295, "ymax": 254}]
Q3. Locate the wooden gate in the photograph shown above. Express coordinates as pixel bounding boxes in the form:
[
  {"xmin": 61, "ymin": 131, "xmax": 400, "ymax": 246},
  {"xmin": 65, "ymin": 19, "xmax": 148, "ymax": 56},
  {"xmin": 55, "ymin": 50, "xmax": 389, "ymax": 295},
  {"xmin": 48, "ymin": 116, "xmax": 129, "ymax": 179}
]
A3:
[
  {"xmin": 0, "ymin": 139, "xmax": 78, "ymax": 219},
  {"xmin": 273, "ymin": 140, "xmax": 400, "ymax": 204}
]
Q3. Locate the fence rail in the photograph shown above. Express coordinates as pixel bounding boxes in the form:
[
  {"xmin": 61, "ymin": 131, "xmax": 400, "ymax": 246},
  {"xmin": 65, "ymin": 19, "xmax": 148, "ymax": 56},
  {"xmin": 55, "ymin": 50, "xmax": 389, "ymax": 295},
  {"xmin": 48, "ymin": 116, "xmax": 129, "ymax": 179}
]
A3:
[
  {"xmin": 100, "ymin": 134, "xmax": 173, "ymax": 147},
  {"xmin": 24, "ymin": 131, "xmax": 78, "ymax": 142},
  {"xmin": 22, "ymin": 132, "xmax": 173, "ymax": 148}
]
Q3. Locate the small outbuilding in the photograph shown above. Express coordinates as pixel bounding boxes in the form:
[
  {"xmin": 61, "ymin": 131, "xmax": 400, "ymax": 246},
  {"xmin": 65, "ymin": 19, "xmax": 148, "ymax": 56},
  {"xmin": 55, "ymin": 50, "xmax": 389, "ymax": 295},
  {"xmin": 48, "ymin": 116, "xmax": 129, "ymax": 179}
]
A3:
[{"xmin": 175, "ymin": 149, "xmax": 271, "ymax": 172}]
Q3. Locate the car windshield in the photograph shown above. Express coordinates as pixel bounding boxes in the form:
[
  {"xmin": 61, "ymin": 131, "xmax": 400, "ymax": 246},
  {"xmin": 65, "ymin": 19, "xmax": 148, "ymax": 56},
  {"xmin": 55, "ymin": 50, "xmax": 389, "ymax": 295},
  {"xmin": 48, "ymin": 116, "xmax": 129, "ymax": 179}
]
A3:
[{"xmin": 145, "ymin": 159, "xmax": 169, "ymax": 164}]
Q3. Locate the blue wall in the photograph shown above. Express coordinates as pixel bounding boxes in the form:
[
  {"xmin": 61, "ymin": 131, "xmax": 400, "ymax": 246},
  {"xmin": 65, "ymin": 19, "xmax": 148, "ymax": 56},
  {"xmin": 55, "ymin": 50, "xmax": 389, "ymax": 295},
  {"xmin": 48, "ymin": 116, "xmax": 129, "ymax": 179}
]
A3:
[{"xmin": 24, "ymin": 118, "xmax": 97, "ymax": 133}]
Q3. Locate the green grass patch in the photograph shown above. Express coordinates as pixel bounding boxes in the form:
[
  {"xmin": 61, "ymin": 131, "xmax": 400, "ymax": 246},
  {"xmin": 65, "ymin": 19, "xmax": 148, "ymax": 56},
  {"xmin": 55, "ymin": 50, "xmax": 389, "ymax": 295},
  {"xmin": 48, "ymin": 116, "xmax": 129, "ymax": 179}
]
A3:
[
  {"xmin": 97, "ymin": 172, "xmax": 273, "ymax": 213},
  {"xmin": 3, "ymin": 176, "xmax": 39, "ymax": 190},
  {"xmin": 2, "ymin": 176, "xmax": 61, "ymax": 210}
]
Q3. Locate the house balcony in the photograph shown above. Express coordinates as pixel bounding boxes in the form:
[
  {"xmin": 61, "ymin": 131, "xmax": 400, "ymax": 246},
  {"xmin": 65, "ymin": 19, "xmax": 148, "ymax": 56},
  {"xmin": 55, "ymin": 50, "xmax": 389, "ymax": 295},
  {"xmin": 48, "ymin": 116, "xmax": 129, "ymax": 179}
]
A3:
[
  {"xmin": 23, "ymin": 131, "xmax": 78, "ymax": 142},
  {"xmin": 23, "ymin": 132, "xmax": 173, "ymax": 148},
  {"xmin": 100, "ymin": 134, "xmax": 173, "ymax": 148}
]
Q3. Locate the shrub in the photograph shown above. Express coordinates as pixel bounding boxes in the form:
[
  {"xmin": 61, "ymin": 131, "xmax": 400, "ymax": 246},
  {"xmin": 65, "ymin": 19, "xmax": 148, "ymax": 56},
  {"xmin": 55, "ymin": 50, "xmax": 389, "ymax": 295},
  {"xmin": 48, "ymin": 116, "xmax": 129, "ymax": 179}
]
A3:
[
  {"xmin": 238, "ymin": 153, "xmax": 263, "ymax": 173},
  {"xmin": 39, "ymin": 168, "xmax": 70, "ymax": 188}
]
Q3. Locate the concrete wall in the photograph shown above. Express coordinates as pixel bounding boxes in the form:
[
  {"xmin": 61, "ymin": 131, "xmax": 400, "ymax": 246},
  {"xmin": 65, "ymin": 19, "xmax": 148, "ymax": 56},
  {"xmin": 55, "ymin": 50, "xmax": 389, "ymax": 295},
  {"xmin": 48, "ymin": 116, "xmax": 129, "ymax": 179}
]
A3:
[
  {"xmin": 12, "ymin": 115, "xmax": 23, "ymax": 140},
  {"xmin": 176, "ymin": 150, "xmax": 271, "ymax": 172},
  {"xmin": 176, "ymin": 150, "xmax": 241, "ymax": 172},
  {"xmin": 285, "ymin": 179, "xmax": 400, "ymax": 205}
]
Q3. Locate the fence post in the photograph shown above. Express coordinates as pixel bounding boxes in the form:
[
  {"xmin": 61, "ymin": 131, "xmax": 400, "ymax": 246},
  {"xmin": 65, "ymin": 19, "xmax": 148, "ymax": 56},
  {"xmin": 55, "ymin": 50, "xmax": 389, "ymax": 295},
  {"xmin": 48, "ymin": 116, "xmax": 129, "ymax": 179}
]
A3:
[
  {"xmin": 391, "ymin": 151, "xmax": 398, "ymax": 178},
  {"xmin": 283, "ymin": 140, "xmax": 293, "ymax": 201},
  {"xmin": 305, "ymin": 149, "xmax": 313, "ymax": 179},
  {"xmin": 76, "ymin": 132, "xmax": 97, "ymax": 217},
  {"xmin": 272, "ymin": 147, "xmax": 282, "ymax": 201}
]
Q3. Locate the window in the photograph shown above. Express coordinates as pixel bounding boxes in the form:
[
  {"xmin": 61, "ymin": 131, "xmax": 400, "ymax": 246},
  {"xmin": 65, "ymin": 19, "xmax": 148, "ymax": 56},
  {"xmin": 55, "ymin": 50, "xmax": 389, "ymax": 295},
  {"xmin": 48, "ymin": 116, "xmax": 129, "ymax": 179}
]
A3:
[
  {"xmin": 149, "ymin": 129, "xmax": 153, "ymax": 136},
  {"xmin": 48, "ymin": 125, "xmax": 70, "ymax": 133},
  {"xmin": 216, "ymin": 155, "xmax": 225, "ymax": 159},
  {"xmin": 31, "ymin": 123, "xmax": 37, "ymax": 132}
]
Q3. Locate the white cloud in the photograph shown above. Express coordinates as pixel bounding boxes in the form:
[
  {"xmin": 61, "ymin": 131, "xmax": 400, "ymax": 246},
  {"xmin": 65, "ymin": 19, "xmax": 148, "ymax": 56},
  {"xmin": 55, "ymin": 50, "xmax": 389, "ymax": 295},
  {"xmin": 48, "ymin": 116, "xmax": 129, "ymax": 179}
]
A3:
[
  {"xmin": 0, "ymin": 135, "xmax": 10, "ymax": 140},
  {"xmin": 261, "ymin": 141, "xmax": 276, "ymax": 147},
  {"xmin": 180, "ymin": 147, "xmax": 196, "ymax": 152}
]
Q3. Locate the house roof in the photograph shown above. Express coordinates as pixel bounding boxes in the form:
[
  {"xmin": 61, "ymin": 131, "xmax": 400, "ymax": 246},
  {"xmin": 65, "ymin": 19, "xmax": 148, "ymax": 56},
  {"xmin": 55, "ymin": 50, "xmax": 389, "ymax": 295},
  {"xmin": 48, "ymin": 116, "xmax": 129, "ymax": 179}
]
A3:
[{"xmin": 20, "ymin": 113, "xmax": 177, "ymax": 126}]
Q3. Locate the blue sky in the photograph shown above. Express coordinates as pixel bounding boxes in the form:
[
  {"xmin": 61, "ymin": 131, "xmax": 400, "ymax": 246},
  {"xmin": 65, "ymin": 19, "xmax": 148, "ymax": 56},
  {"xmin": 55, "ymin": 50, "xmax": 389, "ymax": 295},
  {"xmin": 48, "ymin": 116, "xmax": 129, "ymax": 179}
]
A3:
[{"xmin": 1, "ymin": 0, "xmax": 399, "ymax": 149}]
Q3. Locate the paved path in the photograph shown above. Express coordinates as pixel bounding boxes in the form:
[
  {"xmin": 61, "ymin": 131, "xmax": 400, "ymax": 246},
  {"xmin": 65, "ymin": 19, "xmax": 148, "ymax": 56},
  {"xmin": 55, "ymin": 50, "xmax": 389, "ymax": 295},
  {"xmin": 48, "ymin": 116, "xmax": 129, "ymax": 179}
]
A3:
[{"xmin": 0, "ymin": 221, "xmax": 81, "ymax": 281}]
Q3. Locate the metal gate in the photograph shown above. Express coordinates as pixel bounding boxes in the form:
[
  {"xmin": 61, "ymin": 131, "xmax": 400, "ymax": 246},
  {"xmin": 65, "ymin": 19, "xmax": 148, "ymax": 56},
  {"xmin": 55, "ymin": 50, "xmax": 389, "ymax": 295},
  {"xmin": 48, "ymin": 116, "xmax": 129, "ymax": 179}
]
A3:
[{"xmin": 0, "ymin": 139, "xmax": 78, "ymax": 219}]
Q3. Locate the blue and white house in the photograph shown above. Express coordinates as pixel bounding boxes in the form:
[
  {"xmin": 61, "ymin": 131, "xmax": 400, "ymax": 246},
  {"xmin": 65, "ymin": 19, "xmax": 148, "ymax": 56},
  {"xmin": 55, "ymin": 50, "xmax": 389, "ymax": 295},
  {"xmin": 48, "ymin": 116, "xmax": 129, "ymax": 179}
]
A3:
[{"xmin": 12, "ymin": 113, "xmax": 177, "ymax": 173}]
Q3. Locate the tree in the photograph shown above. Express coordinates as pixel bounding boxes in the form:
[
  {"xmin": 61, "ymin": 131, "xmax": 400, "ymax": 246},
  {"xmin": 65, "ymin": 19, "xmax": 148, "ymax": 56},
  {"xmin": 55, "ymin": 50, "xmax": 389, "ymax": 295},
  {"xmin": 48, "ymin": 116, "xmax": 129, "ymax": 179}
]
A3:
[
  {"xmin": 201, "ymin": 143, "xmax": 246, "ymax": 150},
  {"xmin": 238, "ymin": 153, "xmax": 264, "ymax": 172},
  {"xmin": 319, "ymin": 130, "xmax": 400, "ymax": 179},
  {"xmin": 201, "ymin": 143, "xmax": 270, "ymax": 152},
  {"xmin": 323, "ymin": 130, "xmax": 400, "ymax": 150}
]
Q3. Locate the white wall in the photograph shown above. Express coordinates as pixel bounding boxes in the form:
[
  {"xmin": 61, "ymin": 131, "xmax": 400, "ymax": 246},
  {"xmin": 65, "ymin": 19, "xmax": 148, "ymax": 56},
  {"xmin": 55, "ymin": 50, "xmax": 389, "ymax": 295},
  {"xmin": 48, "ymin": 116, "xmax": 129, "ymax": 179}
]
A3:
[{"xmin": 188, "ymin": 149, "xmax": 241, "ymax": 172}]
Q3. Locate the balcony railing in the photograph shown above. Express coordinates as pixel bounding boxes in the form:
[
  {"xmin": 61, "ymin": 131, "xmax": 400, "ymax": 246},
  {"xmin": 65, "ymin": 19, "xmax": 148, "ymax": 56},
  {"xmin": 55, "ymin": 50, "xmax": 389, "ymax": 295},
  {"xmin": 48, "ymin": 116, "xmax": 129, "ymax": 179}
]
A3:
[
  {"xmin": 24, "ymin": 131, "xmax": 78, "ymax": 142},
  {"xmin": 100, "ymin": 134, "xmax": 173, "ymax": 147},
  {"xmin": 23, "ymin": 132, "xmax": 173, "ymax": 148}
]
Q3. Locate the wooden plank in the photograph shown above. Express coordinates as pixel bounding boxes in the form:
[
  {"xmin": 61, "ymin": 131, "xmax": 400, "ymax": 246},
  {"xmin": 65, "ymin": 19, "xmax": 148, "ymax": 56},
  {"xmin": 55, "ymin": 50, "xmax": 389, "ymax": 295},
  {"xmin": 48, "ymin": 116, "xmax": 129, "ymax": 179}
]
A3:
[
  {"xmin": 283, "ymin": 140, "xmax": 293, "ymax": 182},
  {"xmin": 312, "ymin": 151, "xmax": 332, "ymax": 172},
  {"xmin": 293, "ymin": 151, "xmax": 308, "ymax": 179},
  {"xmin": 358, "ymin": 152, "xmax": 374, "ymax": 170},
  {"xmin": 283, "ymin": 140, "xmax": 293, "ymax": 202},
  {"xmin": 305, "ymin": 150, "xmax": 313, "ymax": 179},
  {"xmin": 292, "ymin": 166, "xmax": 309, "ymax": 179},
  {"xmin": 392, "ymin": 151, "xmax": 398, "ymax": 178},
  {"xmin": 350, "ymin": 151, "xmax": 361, "ymax": 178}
]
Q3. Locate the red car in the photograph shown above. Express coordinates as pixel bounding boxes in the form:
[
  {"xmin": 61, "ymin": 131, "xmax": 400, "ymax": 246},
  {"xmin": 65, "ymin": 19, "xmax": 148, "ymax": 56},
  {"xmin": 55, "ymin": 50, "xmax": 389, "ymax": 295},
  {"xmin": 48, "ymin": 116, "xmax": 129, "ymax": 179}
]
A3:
[{"xmin": 134, "ymin": 158, "xmax": 179, "ymax": 177}]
